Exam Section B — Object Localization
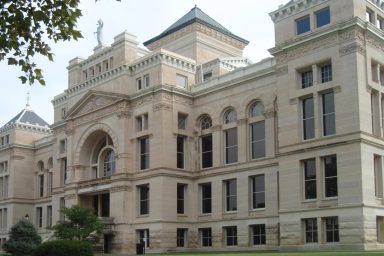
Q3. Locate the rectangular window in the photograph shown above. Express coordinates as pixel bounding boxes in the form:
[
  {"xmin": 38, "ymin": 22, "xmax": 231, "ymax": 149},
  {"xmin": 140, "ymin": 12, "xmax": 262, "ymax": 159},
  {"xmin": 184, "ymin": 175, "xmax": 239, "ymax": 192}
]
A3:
[
  {"xmin": 59, "ymin": 139, "xmax": 67, "ymax": 154},
  {"xmin": 2, "ymin": 176, "xmax": 7, "ymax": 199},
  {"xmin": 177, "ymin": 228, "xmax": 187, "ymax": 247},
  {"xmin": 59, "ymin": 197, "xmax": 65, "ymax": 221},
  {"xmin": 225, "ymin": 179, "xmax": 237, "ymax": 212},
  {"xmin": 201, "ymin": 183, "xmax": 212, "ymax": 214},
  {"xmin": 302, "ymin": 97, "xmax": 315, "ymax": 140},
  {"xmin": 252, "ymin": 224, "xmax": 266, "ymax": 245},
  {"xmin": 61, "ymin": 158, "xmax": 67, "ymax": 185},
  {"xmin": 251, "ymin": 175, "xmax": 265, "ymax": 209},
  {"xmin": 366, "ymin": 9, "xmax": 374, "ymax": 23},
  {"xmin": 38, "ymin": 174, "xmax": 44, "ymax": 197},
  {"xmin": 137, "ymin": 229, "xmax": 150, "ymax": 248},
  {"xmin": 177, "ymin": 183, "xmax": 186, "ymax": 214},
  {"xmin": 200, "ymin": 228, "xmax": 212, "ymax": 247},
  {"xmin": 316, "ymin": 8, "xmax": 330, "ymax": 28},
  {"xmin": 225, "ymin": 128, "xmax": 238, "ymax": 164},
  {"xmin": 36, "ymin": 207, "xmax": 43, "ymax": 228},
  {"xmin": 47, "ymin": 206, "xmax": 52, "ymax": 228},
  {"xmin": 251, "ymin": 121, "xmax": 266, "ymax": 159},
  {"xmin": 0, "ymin": 161, "xmax": 6, "ymax": 173},
  {"xmin": 136, "ymin": 113, "xmax": 148, "ymax": 132},
  {"xmin": 176, "ymin": 74, "xmax": 188, "ymax": 88},
  {"xmin": 4, "ymin": 135, "xmax": 9, "ymax": 144},
  {"xmin": 378, "ymin": 16, "xmax": 384, "ymax": 29},
  {"xmin": 137, "ymin": 77, "xmax": 142, "ymax": 90},
  {"xmin": 143, "ymin": 74, "xmax": 150, "ymax": 88},
  {"xmin": 324, "ymin": 217, "xmax": 339, "ymax": 242},
  {"xmin": 303, "ymin": 159, "xmax": 316, "ymax": 200},
  {"xmin": 324, "ymin": 156, "xmax": 337, "ymax": 198},
  {"xmin": 178, "ymin": 113, "xmax": 187, "ymax": 130},
  {"xmin": 3, "ymin": 208, "xmax": 6, "ymax": 229},
  {"xmin": 138, "ymin": 184, "xmax": 149, "ymax": 215},
  {"xmin": 322, "ymin": 92, "xmax": 335, "ymax": 136},
  {"xmin": 374, "ymin": 155, "xmax": 383, "ymax": 198},
  {"xmin": 177, "ymin": 136, "xmax": 185, "ymax": 169},
  {"xmin": 47, "ymin": 172, "xmax": 53, "ymax": 196},
  {"xmin": 140, "ymin": 137, "xmax": 150, "ymax": 170},
  {"xmin": 304, "ymin": 218, "xmax": 318, "ymax": 243},
  {"xmin": 320, "ymin": 63, "xmax": 332, "ymax": 83},
  {"xmin": 301, "ymin": 70, "xmax": 313, "ymax": 88},
  {"xmin": 201, "ymin": 135, "xmax": 213, "ymax": 168},
  {"xmin": 296, "ymin": 15, "xmax": 310, "ymax": 35},
  {"xmin": 225, "ymin": 226, "xmax": 237, "ymax": 246}
]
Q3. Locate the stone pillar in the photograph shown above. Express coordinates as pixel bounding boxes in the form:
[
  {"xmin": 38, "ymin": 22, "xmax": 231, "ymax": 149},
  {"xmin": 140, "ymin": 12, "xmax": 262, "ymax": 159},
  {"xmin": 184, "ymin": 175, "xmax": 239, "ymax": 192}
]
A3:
[
  {"xmin": 237, "ymin": 118, "xmax": 247, "ymax": 163},
  {"xmin": 211, "ymin": 125, "xmax": 222, "ymax": 167},
  {"xmin": 312, "ymin": 64, "xmax": 318, "ymax": 85}
]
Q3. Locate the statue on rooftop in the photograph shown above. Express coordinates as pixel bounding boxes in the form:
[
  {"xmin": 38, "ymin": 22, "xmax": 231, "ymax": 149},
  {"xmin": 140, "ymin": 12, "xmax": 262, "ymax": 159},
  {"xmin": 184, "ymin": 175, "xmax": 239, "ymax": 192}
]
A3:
[{"xmin": 95, "ymin": 19, "xmax": 103, "ymax": 45}]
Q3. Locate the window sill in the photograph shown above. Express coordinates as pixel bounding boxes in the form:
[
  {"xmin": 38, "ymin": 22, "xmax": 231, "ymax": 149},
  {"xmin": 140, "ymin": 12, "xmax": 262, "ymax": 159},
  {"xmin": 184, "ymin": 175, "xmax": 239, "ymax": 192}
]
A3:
[
  {"xmin": 249, "ymin": 208, "xmax": 266, "ymax": 212},
  {"xmin": 224, "ymin": 211, "xmax": 237, "ymax": 215},
  {"xmin": 302, "ymin": 199, "xmax": 317, "ymax": 203},
  {"xmin": 198, "ymin": 213, "xmax": 212, "ymax": 217},
  {"xmin": 322, "ymin": 197, "xmax": 338, "ymax": 201},
  {"xmin": 137, "ymin": 214, "xmax": 149, "ymax": 218}
]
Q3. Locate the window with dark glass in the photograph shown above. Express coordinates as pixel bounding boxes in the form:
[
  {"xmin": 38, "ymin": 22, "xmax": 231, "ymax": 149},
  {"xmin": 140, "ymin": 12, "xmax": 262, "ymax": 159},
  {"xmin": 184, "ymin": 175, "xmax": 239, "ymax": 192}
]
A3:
[
  {"xmin": 225, "ymin": 128, "xmax": 238, "ymax": 164},
  {"xmin": 366, "ymin": 9, "xmax": 374, "ymax": 23},
  {"xmin": 139, "ymin": 184, "xmax": 149, "ymax": 215},
  {"xmin": 252, "ymin": 224, "xmax": 266, "ymax": 245},
  {"xmin": 225, "ymin": 226, "xmax": 237, "ymax": 246},
  {"xmin": 200, "ymin": 228, "xmax": 212, "ymax": 247},
  {"xmin": 301, "ymin": 70, "xmax": 313, "ymax": 88},
  {"xmin": 177, "ymin": 229, "xmax": 187, "ymax": 247},
  {"xmin": 225, "ymin": 179, "xmax": 237, "ymax": 211},
  {"xmin": 325, "ymin": 217, "xmax": 339, "ymax": 242},
  {"xmin": 47, "ymin": 206, "xmax": 52, "ymax": 228},
  {"xmin": 143, "ymin": 74, "xmax": 150, "ymax": 88},
  {"xmin": 36, "ymin": 207, "xmax": 42, "ymax": 228},
  {"xmin": 324, "ymin": 156, "xmax": 337, "ymax": 198},
  {"xmin": 316, "ymin": 8, "xmax": 330, "ymax": 28},
  {"xmin": 138, "ymin": 229, "xmax": 150, "ymax": 248},
  {"xmin": 38, "ymin": 174, "xmax": 44, "ymax": 197},
  {"xmin": 251, "ymin": 175, "xmax": 265, "ymax": 209},
  {"xmin": 201, "ymin": 183, "xmax": 212, "ymax": 214},
  {"xmin": 137, "ymin": 77, "xmax": 142, "ymax": 90},
  {"xmin": 200, "ymin": 115, "xmax": 212, "ymax": 130},
  {"xmin": 302, "ymin": 97, "xmax": 315, "ymax": 140},
  {"xmin": 322, "ymin": 92, "xmax": 335, "ymax": 136},
  {"xmin": 201, "ymin": 135, "xmax": 213, "ymax": 168},
  {"xmin": 296, "ymin": 15, "xmax": 310, "ymax": 35},
  {"xmin": 251, "ymin": 121, "xmax": 265, "ymax": 159},
  {"xmin": 140, "ymin": 137, "xmax": 149, "ymax": 170},
  {"xmin": 304, "ymin": 218, "xmax": 318, "ymax": 243},
  {"xmin": 203, "ymin": 72, "xmax": 212, "ymax": 81},
  {"xmin": 177, "ymin": 136, "xmax": 185, "ymax": 169},
  {"xmin": 103, "ymin": 150, "xmax": 115, "ymax": 177},
  {"xmin": 320, "ymin": 63, "xmax": 332, "ymax": 83},
  {"xmin": 177, "ymin": 184, "xmax": 186, "ymax": 214},
  {"xmin": 303, "ymin": 159, "xmax": 316, "ymax": 200}
]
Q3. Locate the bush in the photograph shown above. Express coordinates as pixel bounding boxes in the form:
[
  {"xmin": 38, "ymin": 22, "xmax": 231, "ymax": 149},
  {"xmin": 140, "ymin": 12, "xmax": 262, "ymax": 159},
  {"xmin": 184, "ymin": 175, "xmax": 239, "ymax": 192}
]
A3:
[{"xmin": 33, "ymin": 240, "xmax": 93, "ymax": 256}]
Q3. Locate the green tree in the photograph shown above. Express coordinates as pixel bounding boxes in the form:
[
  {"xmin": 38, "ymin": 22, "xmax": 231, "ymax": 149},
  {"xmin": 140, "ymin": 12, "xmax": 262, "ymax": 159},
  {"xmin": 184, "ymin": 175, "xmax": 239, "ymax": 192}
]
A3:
[
  {"xmin": 52, "ymin": 205, "xmax": 103, "ymax": 242},
  {"xmin": 3, "ymin": 219, "xmax": 42, "ymax": 256},
  {"xmin": 0, "ymin": 0, "xmax": 83, "ymax": 85}
]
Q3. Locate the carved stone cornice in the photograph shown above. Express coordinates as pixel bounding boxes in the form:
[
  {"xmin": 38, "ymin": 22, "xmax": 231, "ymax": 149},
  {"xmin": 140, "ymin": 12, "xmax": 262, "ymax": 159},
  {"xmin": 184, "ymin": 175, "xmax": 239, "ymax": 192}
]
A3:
[
  {"xmin": 153, "ymin": 103, "xmax": 173, "ymax": 112},
  {"xmin": 339, "ymin": 42, "xmax": 365, "ymax": 57},
  {"xmin": 110, "ymin": 185, "xmax": 131, "ymax": 193}
]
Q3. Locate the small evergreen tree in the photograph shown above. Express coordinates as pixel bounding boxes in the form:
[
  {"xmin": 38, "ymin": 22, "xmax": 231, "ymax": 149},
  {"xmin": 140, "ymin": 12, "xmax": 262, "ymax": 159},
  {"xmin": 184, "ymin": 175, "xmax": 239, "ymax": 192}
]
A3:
[
  {"xmin": 52, "ymin": 205, "xmax": 103, "ymax": 243},
  {"xmin": 3, "ymin": 219, "xmax": 42, "ymax": 256}
]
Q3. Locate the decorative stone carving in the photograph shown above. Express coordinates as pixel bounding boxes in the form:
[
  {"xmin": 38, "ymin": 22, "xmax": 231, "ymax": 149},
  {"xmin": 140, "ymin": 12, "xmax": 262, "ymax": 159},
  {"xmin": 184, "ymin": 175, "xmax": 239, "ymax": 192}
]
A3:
[
  {"xmin": 153, "ymin": 103, "xmax": 173, "ymax": 112},
  {"xmin": 339, "ymin": 43, "xmax": 365, "ymax": 57},
  {"xmin": 76, "ymin": 96, "xmax": 117, "ymax": 117},
  {"xmin": 73, "ymin": 104, "xmax": 120, "ymax": 127},
  {"xmin": 110, "ymin": 185, "xmax": 131, "ymax": 193},
  {"xmin": 276, "ymin": 66, "xmax": 288, "ymax": 77}
]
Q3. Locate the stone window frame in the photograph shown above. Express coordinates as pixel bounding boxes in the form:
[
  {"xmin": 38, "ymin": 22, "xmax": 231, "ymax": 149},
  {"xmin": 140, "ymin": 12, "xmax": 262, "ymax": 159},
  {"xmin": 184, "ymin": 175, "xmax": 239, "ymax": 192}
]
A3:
[{"xmin": 248, "ymin": 100, "xmax": 266, "ymax": 160}]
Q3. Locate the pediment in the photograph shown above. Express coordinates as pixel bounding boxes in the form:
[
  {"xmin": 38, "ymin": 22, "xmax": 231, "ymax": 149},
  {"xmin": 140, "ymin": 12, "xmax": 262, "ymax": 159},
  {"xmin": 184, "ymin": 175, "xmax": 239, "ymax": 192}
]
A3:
[{"xmin": 66, "ymin": 90, "xmax": 128, "ymax": 119}]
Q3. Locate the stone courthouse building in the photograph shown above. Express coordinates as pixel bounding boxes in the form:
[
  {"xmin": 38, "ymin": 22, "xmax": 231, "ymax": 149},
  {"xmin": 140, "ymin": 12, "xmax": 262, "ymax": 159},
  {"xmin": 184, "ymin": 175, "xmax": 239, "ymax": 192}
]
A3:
[{"xmin": 2, "ymin": 0, "xmax": 384, "ymax": 253}]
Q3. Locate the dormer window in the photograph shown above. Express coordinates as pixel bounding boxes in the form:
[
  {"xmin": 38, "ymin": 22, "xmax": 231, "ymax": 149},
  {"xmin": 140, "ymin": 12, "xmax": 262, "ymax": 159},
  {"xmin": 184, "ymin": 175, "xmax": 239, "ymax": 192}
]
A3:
[
  {"xmin": 296, "ymin": 15, "xmax": 310, "ymax": 35},
  {"xmin": 316, "ymin": 8, "xmax": 330, "ymax": 28}
]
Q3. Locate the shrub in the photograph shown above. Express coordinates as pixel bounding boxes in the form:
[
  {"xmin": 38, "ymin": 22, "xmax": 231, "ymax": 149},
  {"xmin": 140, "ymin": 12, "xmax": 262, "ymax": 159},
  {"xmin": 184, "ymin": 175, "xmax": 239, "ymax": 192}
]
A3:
[
  {"xmin": 3, "ymin": 219, "xmax": 41, "ymax": 256},
  {"xmin": 33, "ymin": 240, "xmax": 93, "ymax": 256}
]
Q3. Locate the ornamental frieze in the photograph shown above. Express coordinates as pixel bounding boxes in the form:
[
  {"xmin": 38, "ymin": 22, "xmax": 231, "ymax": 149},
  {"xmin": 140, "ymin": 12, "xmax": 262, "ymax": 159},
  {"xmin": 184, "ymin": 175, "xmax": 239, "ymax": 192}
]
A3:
[
  {"xmin": 73, "ymin": 104, "xmax": 120, "ymax": 127},
  {"xmin": 339, "ymin": 42, "xmax": 365, "ymax": 57},
  {"xmin": 366, "ymin": 34, "xmax": 384, "ymax": 52}
]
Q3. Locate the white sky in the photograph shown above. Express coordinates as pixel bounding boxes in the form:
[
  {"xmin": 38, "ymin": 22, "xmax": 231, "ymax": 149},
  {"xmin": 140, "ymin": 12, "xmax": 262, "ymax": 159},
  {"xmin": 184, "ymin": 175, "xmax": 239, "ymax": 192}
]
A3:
[{"xmin": 0, "ymin": 0, "xmax": 284, "ymax": 125}]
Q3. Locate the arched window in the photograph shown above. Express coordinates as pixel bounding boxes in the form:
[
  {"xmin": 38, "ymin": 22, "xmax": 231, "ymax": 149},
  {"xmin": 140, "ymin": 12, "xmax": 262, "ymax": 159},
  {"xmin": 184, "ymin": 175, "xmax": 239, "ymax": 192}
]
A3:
[
  {"xmin": 200, "ymin": 115, "xmax": 212, "ymax": 130},
  {"xmin": 224, "ymin": 109, "xmax": 237, "ymax": 124},
  {"xmin": 250, "ymin": 101, "xmax": 264, "ymax": 118},
  {"xmin": 37, "ymin": 161, "xmax": 44, "ymax": 172},
  {"xmin": 47, "ymin": 157, "xmax": 53, "ymax": 169},
  {"xmin": 103, "ymin": 149, "xmax": 115, "ymax": 177},
  {"xmin": 90, "ymin": 134, "xmax": 116, "ymax": 179}
]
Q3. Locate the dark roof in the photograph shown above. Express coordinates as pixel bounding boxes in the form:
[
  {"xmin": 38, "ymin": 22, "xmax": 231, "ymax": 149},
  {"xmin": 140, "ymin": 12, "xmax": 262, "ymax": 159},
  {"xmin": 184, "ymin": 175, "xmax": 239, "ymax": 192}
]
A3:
[
  {"xmin": 1, "ymin": 108, "xmax": 49, "ymax": 129},
  {"xmin": 144, "ymin": 6, "xmax": 249, "ymax": 46}
]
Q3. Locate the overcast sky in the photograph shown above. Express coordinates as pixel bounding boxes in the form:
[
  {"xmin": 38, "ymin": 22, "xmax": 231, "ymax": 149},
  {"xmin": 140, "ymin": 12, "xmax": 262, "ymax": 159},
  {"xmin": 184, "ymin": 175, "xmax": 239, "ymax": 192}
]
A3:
[{"xmin": 0, "ymin": 0, "xmax": 284, "ymax": 126}]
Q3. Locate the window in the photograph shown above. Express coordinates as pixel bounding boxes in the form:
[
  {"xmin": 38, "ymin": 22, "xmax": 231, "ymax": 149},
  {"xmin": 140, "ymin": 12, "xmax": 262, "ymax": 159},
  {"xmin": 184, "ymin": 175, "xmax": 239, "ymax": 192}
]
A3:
[
  {"xmin": 316, "ymin": 8, "xmax": 330, "ymax": 28},
  {"xmin": 177, "ymin": 184, "xmax": 186, "ymax": 214},
  {"xmin": 178, "ymin": 113, "xmax": 187, "ymax": 130},
  {"xmin": 225, "ymin": 179, "xmax": 237, "ymax": 212},
  {"xmin": 47, "ymin": 172, "xmax": 52, "ymax": 196},
  {"xmin": 224, "ymin": 109, "xmax": 237, "ymax": 124},
  {"xmin": 177, "ymin": 229, "xmax": 187, "ymax": 247},
  {"xmin": 200, "ymin": 228, "xmax": 212, "ymax": 247},
  {"xmin": 324, "ymin": 156, "xmax": 337, "ymax": 198},
  {"xmin": 251, "ymin": 121, "xmax": 266, "ymax": 159},
  {"xmin": 61, "ymin": 108, "xmax": 67, "ymax": 119},
  {"xmin": 302, "ymin": 97, "xmax": 315, "ymax": 140},
  {"xmin": 203, "ymin": 72, "xmax": 212, "ymax": 81},
  {"xmin": 2, "ymin": 208, "xmax": 6, "ymax": 229},
  {"xmin": 0, "ymin": 162, "xmax": 7, "ymax": 173},
  {"xmin": 374, "ymin": 155, "xmax": 383, "ymax": 198},
  {"xmin": 250, "ymin": 102, "xmax": 264, "ymax": 117},
  {"xmin": 4, "ymin": 135, "xmax": 9, "ymax": 144},
  {"xmin": 251, "ymin": 175, "xmax": 265, "ymax": 209},
  {"xmin": 225, "ymin": 128, "xmax": 238, "ymax": 164},
  {"xmin": 303, "ymin": 159, "xmax": 316, "ymax": 200},
  {"xmin": 251, "ymin": 224, "xmax": 266, "ymax": 245},
  {"xmin": 201, "ymin": 183, "xmax": 212, "ymax": 214},
  {"xmin": 38, "ymin": 174, "xmax": 44, "ymax": 197},
  {"xmin": 138, "ymin": 184, "xmax": 149, "ymax": 215},
  {"xmin": 176, "ymin": 74, "xmax": 188, "ymax": 88},
  {"xmin": 59, "ymin": 197, "xmax": 65, "ymax": 221},
  {"xmin": 103, "ymin": 150, "xmax": 115, "ymax": 177},
  {"xmin": 137, "ymin": 229, "xmax": 150, "ymax": 248},
  {"xmin": 140, "ymin": 137, "xmax": 150, "ymax": 170},
  {"xmin": 322, "ymin": 92, "xmax": 335, "ymax": 136},
  {"xmin": 47, "ymin": 206, "xmax": 52, "ymax": 228},
  {"xmin": 137, "ymin": 77, "xmax": 143, "ymax": 90},
  {"xmin": 61, "ymin": 158, "xmax": 67, "ymax": 185},
  {"xmin": 177, "ymin": 136, "xmax": 185, "ymax": 169},
  {"xmin": 304, "ymin": 218, "xmax": 318, "ymax": 243},
  {"xmin": 366, "ymin": 9, "xmax": 374, "ymax": 23},
  {"xmin": 324, "ymin": 217, "xmax": 339, "ymax": 242},
  {"xmin": 136, "ymin": 113, "xmax": 148, "ymax": 132},
  {"xmin": 36, "ymin": 207, "xmax": 43, "ymax": 228},
  {"xmin": 201, "ymin": 135, "xmax": 213, "ymax": 168},
  {"xmin": 296, "ymin": 15, "xmax": 310, "ymax": 35},
  {"xmin": 225, "ymin": 226, "xmax": 237, "ymax": 246},
  {"xmin": 200, "ymin": 115, "xmax": 212, "ymax": 130},
  {"xmin": 378, "ymin": 16, "xmax": 384, "ymax": 29},
  {"xmin": 320, "ymin": 63, "xmax": 332, "ymax": 83},
  {"xmin": 59, "ymin": 139, "xmax": 67, "ymax": 154},
  {"xmin": 143, "ymin": 74, "xmax": 150, "ymax": 88},
  {"xmin": 301, "ymin": 70, "xmax": 313, "ymax": 88}
]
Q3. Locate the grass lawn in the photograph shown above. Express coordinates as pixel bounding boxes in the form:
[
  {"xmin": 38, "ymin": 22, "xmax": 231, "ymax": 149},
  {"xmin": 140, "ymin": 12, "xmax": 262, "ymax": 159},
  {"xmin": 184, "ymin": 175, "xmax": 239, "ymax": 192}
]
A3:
[{"xmin": 109, "ymin": 251, "xmax": 384, "ymax": 256}]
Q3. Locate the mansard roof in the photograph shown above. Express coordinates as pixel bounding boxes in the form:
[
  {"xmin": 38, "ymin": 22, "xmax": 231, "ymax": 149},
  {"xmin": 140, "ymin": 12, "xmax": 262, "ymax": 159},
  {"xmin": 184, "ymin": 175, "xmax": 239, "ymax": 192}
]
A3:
[
  {"xmin": 144, "ymin": 5, "xmax": 249, "ymax": 46},
  {"xmin": 2, "ymin": 108, "xmax": 49, "ymax": 129}
]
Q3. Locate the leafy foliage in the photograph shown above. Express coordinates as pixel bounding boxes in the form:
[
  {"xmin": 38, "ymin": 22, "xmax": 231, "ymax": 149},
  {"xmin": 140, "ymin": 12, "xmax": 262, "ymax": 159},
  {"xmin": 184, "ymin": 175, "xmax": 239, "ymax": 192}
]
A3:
[
  {"xmin": 3, "ymin": 219, "xmax": 42, "ymax": 256},
  {"xmin": 0, "ymin": 0, "xmax": 82, "ymax": 85},
  {"xmin": 52, "ymin": 205, "xmax": 103, "ymax": 242},
  {"xmin": 33, "ymin": 240, "xmax": 93, "ymax": 256}
]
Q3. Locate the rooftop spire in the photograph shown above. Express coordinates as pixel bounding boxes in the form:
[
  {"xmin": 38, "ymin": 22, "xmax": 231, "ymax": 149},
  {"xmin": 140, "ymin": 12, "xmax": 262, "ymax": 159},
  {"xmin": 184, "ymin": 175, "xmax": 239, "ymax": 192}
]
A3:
[{"xmin": 26, "ymin": 91, "xmax": 31, "ymax": 109}]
